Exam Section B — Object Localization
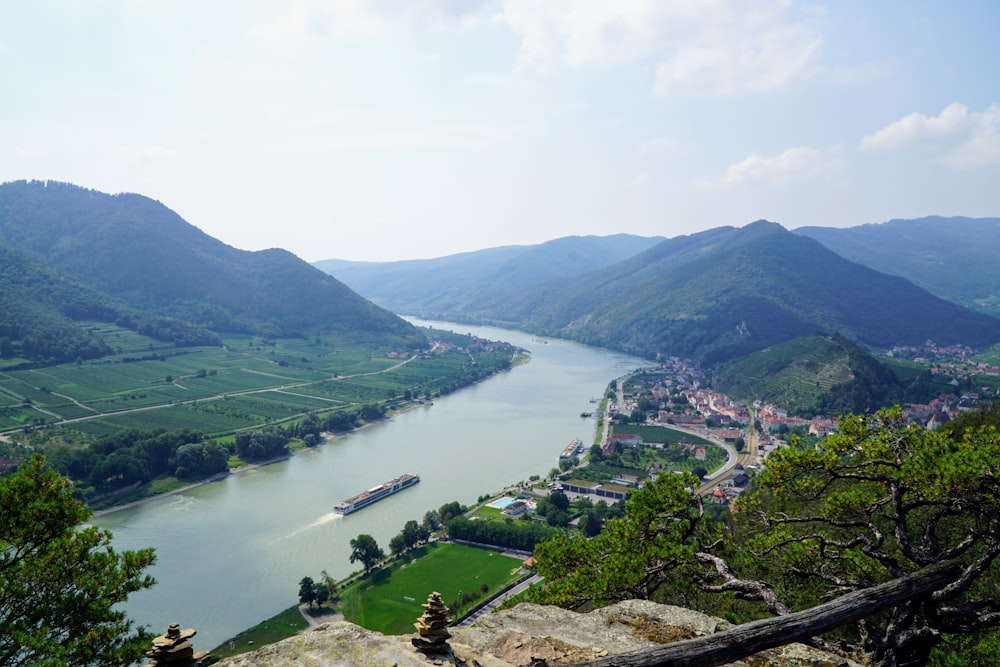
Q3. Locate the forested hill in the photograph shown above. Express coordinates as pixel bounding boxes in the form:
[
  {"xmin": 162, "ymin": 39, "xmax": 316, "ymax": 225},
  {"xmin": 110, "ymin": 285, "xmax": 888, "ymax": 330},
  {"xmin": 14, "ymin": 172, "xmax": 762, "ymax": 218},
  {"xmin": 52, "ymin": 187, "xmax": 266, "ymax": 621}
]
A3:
[
  {"xmin": 0, "ymin": 180, "xmax": 423, "ymax": 346},
  {"xmin": 795, "ymin": 216, "xmax": 1000, "ymax": 317},
  {"xmin": 314, "ymin": 233, "xmax": 664, "ymax": 316},
  {"xmin": 463, "ymin": 221, "xmax": 1000, "ymax": 365},
  {"xmin": 0, "ymin": 245, "xmax": 218, "ymax": 364}
]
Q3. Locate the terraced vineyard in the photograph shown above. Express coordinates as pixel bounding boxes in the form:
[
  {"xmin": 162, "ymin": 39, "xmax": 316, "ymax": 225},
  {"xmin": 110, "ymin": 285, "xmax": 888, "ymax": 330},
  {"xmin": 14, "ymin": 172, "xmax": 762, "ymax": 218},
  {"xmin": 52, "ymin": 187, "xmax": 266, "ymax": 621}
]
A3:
[{"xmin": 713, "ymin": 335, "xmax": 855, "ymax": 413}]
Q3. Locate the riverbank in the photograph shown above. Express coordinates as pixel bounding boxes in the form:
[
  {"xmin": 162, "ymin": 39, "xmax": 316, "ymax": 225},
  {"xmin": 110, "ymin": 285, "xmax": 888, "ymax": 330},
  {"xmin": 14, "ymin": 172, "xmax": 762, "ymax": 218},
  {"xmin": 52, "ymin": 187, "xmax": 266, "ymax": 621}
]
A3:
[{"xmin": 90, "ymin": 399, "xmax": 432, "ymax": 517}]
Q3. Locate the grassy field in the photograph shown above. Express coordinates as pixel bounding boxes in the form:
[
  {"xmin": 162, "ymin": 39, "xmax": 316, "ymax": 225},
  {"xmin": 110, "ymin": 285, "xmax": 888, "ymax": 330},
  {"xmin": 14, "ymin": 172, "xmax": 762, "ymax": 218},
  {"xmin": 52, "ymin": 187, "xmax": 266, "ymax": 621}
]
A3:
[
  {"xmin": 209, "ymin": 541, "xmax": 529, "ymax": 659},
  {"xmin": 341, "ymin": 542, "xmax": 526, "ymax": 635}
]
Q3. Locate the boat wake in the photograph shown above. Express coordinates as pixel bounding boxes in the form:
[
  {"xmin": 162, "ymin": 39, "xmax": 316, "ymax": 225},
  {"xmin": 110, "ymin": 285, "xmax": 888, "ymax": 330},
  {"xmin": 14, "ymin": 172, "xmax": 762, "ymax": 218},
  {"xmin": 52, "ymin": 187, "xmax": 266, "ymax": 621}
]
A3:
[{"xmin": 270, "ymin": 512, "xmax": 342, "ymax": 544}]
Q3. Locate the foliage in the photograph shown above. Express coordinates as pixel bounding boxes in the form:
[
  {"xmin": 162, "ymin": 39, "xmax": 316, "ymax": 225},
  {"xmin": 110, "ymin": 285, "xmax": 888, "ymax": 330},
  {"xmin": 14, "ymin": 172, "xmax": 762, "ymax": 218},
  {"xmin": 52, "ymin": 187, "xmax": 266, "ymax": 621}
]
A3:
[
  {"xmin": 529, "ymin": 406, "xmax": 1000, "ymax": 665},
  {"xmin": 732, "ymin": 407, "xmax": 1000, "ymax": 665},
  {"xmin": 445, "ymin": 515, "xmax": 563, "ymax": 552},
  {"xmin": 349, "ymin": 534, "xmax": 386, "ymax": 574},
  {"xmin": 0, "ymin": 456, "xmax": 156, "ymax": 667},
  {"xmin": 526, "ymin": 473, "xmax": 705, "ymax": 610},
  {"xmin": 0, "ymin": 246, "xmax": 217, "ymax": 365}
]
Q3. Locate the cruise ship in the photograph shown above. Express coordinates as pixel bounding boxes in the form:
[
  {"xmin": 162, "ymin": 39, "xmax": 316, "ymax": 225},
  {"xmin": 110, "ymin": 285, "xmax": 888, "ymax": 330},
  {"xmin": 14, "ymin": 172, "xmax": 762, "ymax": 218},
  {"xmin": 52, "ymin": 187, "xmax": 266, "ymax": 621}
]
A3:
[
  {"xmin": 559, "ymin": 439, "xmax": 584, "ymax": 459},
  {"xmin": 333, "ymin": 473, "xmax": 420, "ymax": 515}
]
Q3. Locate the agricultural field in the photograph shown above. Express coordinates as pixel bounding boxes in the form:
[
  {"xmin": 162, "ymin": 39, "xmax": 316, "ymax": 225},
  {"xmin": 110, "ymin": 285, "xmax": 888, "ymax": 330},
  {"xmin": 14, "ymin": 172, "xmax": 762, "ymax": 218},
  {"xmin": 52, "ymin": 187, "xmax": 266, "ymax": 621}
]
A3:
[
  {"xmin": 340, "ymin": 542, "xmax": 527, "ymax": 635},
  {"xmin": 714, "ymin": 335, "xmax": 854, "ymax": 412},
  {"xmin": 0, "ymin": 325, "xmax": 520, "ymax": 441}
]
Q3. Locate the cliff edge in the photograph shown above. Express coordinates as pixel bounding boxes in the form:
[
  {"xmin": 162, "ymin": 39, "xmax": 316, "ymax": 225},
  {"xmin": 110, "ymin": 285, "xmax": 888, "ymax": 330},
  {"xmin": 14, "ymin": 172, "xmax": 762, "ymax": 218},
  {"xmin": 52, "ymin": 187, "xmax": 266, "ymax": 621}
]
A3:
[{"xmin": 216, "ymin": 599, "xmax": 862, "ymax": 667}]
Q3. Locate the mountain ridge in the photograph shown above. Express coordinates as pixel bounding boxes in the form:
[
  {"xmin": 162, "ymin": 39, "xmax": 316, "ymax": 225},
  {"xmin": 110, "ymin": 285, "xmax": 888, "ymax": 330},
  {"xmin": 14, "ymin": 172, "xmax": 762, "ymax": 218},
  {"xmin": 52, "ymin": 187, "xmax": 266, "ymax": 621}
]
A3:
[{"xmin": 0, "ymin": 180, "xmax": 424, "ymax": 350}]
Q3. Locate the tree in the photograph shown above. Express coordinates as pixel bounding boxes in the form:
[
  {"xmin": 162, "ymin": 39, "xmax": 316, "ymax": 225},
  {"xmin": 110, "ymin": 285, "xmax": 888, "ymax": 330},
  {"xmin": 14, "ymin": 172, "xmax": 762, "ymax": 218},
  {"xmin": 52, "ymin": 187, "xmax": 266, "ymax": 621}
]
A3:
[
  {"xmin": 438, "ymin": 501, "xmax": 464, "ymax": 526},
  {"xmin": 349, "ymin": 534, "xmax": 385, "ymax": 574},
  {"xmin": 389, "ymin": 534, "xmax": 407, "ymax": 558},
  {"xmin": 528, "ymin": 472, "xmax": 706, "ymax": 610},
  {"xmin": 0, "ymin": 456, "xmax": 156, "ymax": 667},
  {"xmin": 530, "ymin": 407, "xmax": 1000, "ymax": 666},
  {"xmin": 729, "ymin": 407, "xmax": 1000, "ymax": 666},
  {"xmin": 548, "ymin": 490, "xmax": 570, "ymax": 512},
  {"xmin": 298, "ymin": 576, "xmax": 318, "ymax": 608},
  {"xmin": 422, "ymin": 509, "xmax": 442, "ymax": 533},
  {"xmin": 319, "ymin": 569, "xmax": 337, "ymax": 599}
]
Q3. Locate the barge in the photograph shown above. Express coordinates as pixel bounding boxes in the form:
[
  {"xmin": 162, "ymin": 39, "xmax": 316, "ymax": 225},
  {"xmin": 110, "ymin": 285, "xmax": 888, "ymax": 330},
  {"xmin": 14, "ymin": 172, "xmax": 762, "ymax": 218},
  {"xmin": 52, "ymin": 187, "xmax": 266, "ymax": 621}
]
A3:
[{"xmin": 333, "ymin": 473, "xmax": 420, "ymax": 515}]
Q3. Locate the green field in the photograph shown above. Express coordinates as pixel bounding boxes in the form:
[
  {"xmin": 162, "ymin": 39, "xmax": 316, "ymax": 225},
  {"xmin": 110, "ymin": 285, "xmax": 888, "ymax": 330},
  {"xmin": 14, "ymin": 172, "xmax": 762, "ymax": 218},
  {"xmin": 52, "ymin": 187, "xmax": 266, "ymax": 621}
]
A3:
[
  {"xmin": 341, "ymin": 542, "xmax": 526, "ymax": 635},
  {"xmin": 0, "ymin": 326, "xmax": 518, "ymax": 441}
]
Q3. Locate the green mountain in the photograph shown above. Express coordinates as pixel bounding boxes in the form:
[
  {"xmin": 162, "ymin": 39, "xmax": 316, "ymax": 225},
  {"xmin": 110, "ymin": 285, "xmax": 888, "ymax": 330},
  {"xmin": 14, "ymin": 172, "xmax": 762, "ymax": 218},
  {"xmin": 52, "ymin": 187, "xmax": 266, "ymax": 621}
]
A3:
[
  {"xmin": 314, "ymin": 234, "xmax": 664, "ymax": 316},
  {"xmin": 795, "ymin": 216, "xmax": 1000, "ymax": 316},
  {"xmin": 0, "ymin": 180, "xmax": 423, "ymax": 347},
  {"xmin": 472, "ymin": 221, "xmax": 1000, "ymax": 365},
  {"xmin": 713, "ymin": 334, "xmax": 905, "ymax": 416},
  {"xmin": 0, "ymin": 245, "xmax": 218, "ymax": 364}
]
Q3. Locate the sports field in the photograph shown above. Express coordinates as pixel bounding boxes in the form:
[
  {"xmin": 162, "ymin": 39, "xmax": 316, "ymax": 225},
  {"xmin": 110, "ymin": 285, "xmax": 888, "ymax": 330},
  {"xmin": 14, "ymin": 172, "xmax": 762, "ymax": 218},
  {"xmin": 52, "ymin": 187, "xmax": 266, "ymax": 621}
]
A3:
[{"xmin": 341, "ymin": 542, "xmax": 526, "ymax": 635}]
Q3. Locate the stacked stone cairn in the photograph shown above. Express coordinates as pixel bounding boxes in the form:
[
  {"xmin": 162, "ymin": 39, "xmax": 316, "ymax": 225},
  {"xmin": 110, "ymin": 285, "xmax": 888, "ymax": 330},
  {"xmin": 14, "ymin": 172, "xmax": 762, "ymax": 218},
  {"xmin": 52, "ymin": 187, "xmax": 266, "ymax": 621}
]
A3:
[
  {"xmin": 412, "ymin": 591, "xmax": 452, "ymax": 653},
  {"xmin": 144, "ymin": 622, "xmax": 210, "ymax": 666}
]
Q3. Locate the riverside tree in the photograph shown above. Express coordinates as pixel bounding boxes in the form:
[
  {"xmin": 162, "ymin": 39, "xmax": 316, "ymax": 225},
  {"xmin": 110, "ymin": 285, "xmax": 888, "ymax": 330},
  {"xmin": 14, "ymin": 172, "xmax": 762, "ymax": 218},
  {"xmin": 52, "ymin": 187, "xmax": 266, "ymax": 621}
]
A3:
[
  {"xmin": 0, "ymin": 456, "xmax": 156, "ymax": 667},
  {"xmin": 349, "ymin": 533, "xmax": 385, "ymax": 574},
  {"xmin": 528, "ymin": 407, "xmax": 1000, "ymax": 667}
]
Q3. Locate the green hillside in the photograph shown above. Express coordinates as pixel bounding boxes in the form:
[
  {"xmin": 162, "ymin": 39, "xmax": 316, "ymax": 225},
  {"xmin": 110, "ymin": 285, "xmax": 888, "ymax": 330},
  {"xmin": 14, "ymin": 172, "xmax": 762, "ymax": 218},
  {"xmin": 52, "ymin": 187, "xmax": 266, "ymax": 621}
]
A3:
[
  {"xmin": 714, "ymin": 334, "xmax": 905, "ymax": 416},
  {"xmin": 796, "ymin": 216, "xmax": 1000, "ymax": 316},
  {"xmin": 481, "ymin": 221, "xmax": 1000, "ymax": 365},
  {"xmin": 0, "ymin": 180, "xmax": 423, "ymax": 346},
  {"xmin": 0, "ymin": 245, "xmax": 218, "ymax": 365}
]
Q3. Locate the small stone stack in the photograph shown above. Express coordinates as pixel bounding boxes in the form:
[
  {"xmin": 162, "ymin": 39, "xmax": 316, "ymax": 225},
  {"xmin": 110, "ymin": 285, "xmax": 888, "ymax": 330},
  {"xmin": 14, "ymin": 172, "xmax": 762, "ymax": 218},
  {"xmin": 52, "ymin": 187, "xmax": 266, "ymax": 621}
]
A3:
[
  {"xmin": 144, "ymin": 622, "xmax": 210, "ymax": 666},
  {"xmin": 412, "ymin": 591, "xmax": 452, "ymax": 653}
]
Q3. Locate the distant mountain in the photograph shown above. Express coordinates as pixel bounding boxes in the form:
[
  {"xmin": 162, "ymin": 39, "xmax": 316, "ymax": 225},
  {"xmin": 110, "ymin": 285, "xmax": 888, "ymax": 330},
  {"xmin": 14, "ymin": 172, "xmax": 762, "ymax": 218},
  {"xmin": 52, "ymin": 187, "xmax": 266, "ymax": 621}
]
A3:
[
  {"xmin": 0, "ymin": 180, "xmax": 423, "ymax": 347},
  {"xmin": 467, "ymin": 221, "xmax": 1000, "ymax": 365},
  {"xmin": 795, "ymin": 216, "xmax": 1000, "ymax": 316},
  {"xmin": 314, "ymin": 234, "xmax": 664, "ymax": 316},
  {"xmin": 0, "ymin": 245, "xmax": 218, "ymax": 364}
]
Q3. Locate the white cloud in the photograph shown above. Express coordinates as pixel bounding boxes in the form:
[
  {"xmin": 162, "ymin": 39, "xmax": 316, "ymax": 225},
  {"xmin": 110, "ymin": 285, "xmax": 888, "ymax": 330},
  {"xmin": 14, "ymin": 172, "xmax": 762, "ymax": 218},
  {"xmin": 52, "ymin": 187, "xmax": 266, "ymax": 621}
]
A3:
[
  {"xmin": 501, "ymin": 0, "xmax": 823, "ymax": 96},
  {"xmin": 861, "ymin": 102, "xmax": 1000, "ymax": 168},
  {"xmin": 713, "ymin": 146, "xmax": 838, "ymax": 187},
  {"xmin": 861, "ymin": 102, "xmax": 972, "ymax": 151}
]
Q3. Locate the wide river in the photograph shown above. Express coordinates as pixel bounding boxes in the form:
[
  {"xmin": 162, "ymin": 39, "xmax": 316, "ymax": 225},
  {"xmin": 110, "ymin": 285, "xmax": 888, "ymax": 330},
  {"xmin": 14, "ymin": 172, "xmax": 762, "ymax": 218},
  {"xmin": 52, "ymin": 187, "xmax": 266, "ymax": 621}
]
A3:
[{"xmin": 94, "ymin": 320, "xmax": 649, "ymax": 649}]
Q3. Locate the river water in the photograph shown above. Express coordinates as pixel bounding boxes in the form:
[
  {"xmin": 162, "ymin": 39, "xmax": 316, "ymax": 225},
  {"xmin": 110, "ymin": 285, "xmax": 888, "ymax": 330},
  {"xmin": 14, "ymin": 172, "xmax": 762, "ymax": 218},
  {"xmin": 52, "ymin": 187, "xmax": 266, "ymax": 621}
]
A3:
[{"xmin": 94, "ymin": 320, "xmax": 649, "ymax": 649}]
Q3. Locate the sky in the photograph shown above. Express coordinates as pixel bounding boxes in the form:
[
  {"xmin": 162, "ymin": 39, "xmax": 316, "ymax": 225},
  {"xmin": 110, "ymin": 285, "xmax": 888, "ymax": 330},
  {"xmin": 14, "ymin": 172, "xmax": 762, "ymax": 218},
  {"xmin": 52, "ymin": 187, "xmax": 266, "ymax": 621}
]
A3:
[{"xmin": 2, "ymin": 1, "xmax": 998, "ymax": 262}]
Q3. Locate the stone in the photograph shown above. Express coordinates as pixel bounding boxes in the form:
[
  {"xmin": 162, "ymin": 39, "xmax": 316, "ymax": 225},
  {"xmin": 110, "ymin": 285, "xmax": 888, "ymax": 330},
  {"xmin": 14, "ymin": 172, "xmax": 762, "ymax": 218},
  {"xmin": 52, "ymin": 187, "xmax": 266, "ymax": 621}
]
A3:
[
  {"xmin": 413, "ymin": 591, "xmax": 453, "ymax": 653},
  {"xmin": 144, "ymin": 622, "xmax": 210, "ymax": 666}
]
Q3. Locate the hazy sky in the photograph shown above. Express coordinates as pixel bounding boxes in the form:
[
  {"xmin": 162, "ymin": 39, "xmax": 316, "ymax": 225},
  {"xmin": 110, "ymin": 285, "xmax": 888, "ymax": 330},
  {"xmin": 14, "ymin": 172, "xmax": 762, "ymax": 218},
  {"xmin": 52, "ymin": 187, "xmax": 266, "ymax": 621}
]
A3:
[{"xmin": 2, "ymin": 1, "xmax": 998, "ymax": 262}]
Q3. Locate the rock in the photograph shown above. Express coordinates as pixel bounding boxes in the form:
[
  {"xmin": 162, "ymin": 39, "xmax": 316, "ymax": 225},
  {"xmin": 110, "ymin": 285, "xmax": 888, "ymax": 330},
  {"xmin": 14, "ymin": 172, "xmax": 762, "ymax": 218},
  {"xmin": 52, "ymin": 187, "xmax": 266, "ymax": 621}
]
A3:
[
  {"xmin": 145, "ymin": 622, "xmax": 210, "ymax": 666},
  {"xmin": 216, "ymin": 600, "xmax": 864, "ymax": 667}
]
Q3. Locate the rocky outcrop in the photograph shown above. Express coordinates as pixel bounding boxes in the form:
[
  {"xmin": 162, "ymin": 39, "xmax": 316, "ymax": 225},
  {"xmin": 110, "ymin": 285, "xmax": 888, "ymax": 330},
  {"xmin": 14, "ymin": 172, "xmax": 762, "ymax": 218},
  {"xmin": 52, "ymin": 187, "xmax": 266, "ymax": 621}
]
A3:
[{"xmin": 217, "ymin": 600, "xmax": 862, "ymax": 667}]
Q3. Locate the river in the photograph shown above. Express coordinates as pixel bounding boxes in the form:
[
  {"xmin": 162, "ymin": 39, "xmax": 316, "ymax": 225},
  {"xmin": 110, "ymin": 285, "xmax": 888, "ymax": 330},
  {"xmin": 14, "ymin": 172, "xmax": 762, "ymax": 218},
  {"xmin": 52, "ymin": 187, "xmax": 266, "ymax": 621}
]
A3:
[{"xmin": 94, "ymin": 320, "xmax": 649, "ymax": 649}]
